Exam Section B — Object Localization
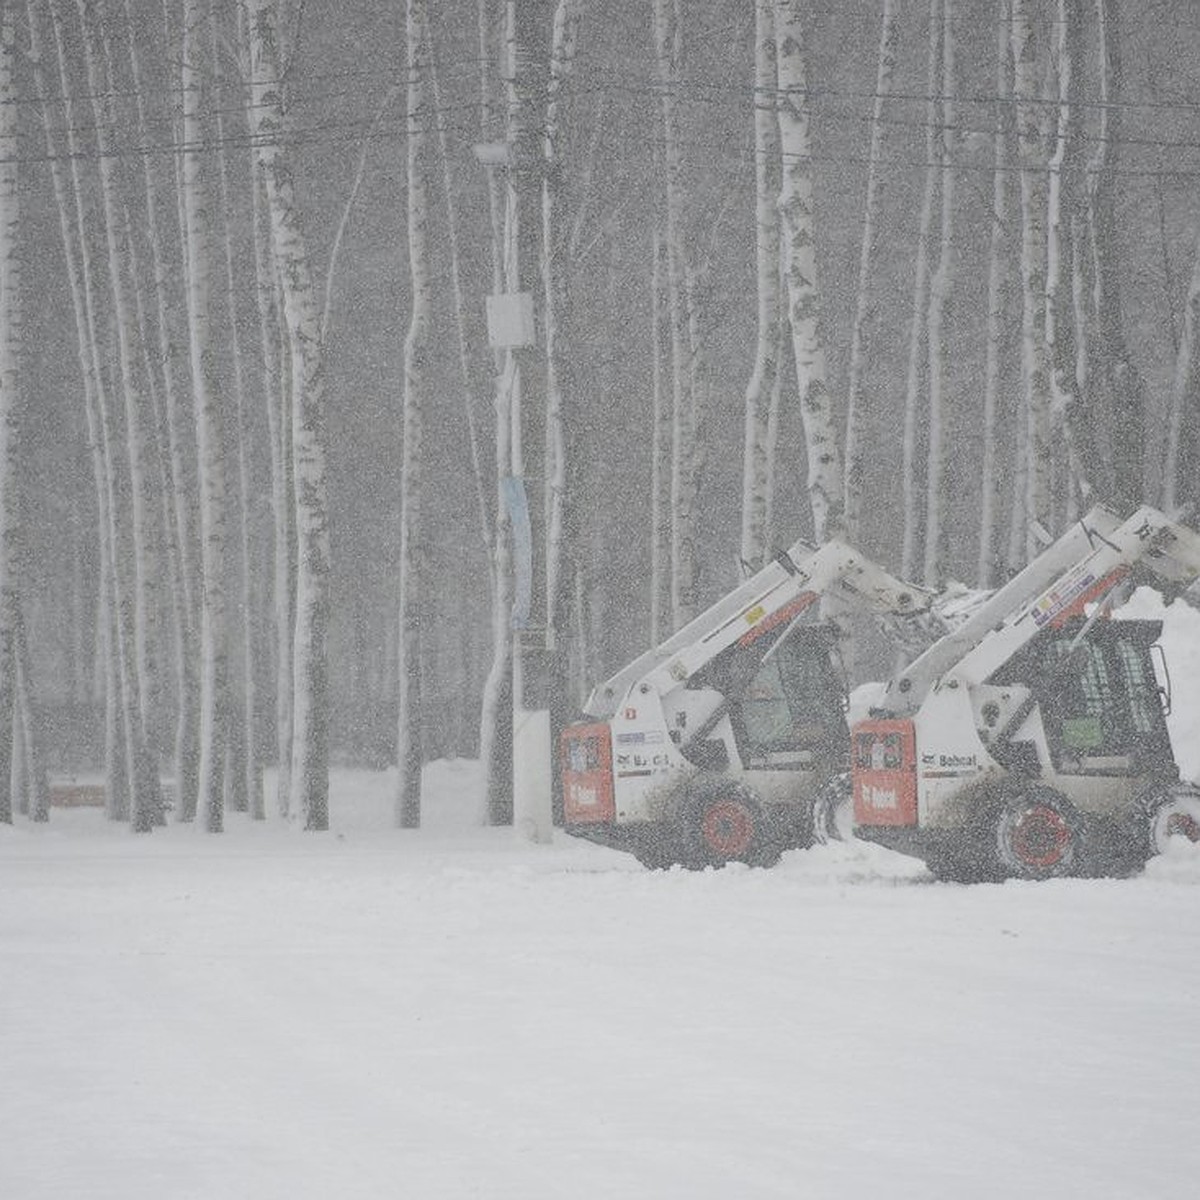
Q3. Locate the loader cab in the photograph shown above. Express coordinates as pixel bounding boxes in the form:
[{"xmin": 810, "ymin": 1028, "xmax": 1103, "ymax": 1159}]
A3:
[
  {"xmin": 686, "ymin": 623, "xmax": 849, "ymax": 774},
  {"xmin": 992, "ymin": 618, "xmax": 1176, "ymax": 779}
]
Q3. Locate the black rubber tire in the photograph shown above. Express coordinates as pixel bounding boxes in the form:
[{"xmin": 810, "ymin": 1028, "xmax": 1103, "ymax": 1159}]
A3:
[
  {"xmin": 811, "ymin": 773, "xmax": 853, "ymax": 845},
  {"xmin": 630, "ymin": 826, "xmax": 681, "ymax": 870},
  {"xmin": 1140, "ymin": 785, "xmax": 1200, "ymax": 863},
  {"xmin": 680, "ymin": 782, "xmax": 780, "ymax": 869},
  {"xmin": 993, "ymin": 785, "xmax": 1081, "ymax": 881}
]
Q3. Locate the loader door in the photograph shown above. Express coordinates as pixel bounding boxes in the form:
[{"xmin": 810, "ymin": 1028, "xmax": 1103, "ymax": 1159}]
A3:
[
  {"xmin": 1030, "ymin": 621, "xmax": 1175, "ymax": 777},
  {"xmin": 729, "ymin": 629, "xmax": 849, "ymax": 773}
]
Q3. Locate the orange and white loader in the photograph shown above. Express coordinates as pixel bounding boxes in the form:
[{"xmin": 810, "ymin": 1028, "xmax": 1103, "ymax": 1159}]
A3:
[
  {"xmin": 836, "ymin": 505, "xmax": 1200, "ymax": 880},
  {"xmin": 560, "ymin": 539, "xmax": 938, "ymax": 868}
]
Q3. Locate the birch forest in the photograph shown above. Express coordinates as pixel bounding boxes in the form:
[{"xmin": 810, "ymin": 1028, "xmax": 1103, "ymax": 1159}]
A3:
[{"xmin": 2, "ymin": 0, "xmax": 1199, "ymax": 828}]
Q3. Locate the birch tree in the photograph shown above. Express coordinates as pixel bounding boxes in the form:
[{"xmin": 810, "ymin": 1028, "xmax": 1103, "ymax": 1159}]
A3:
[
  {"xmin": 649, "ymin": 217, "xmax": 672, "ymax": 644},
  {"xmin": 396, "ymin": 0, "xmax": 431, "ymax": 829},
  {"xmin": 0, "ymin": 0, "xmax": 15, "ymax": 825},
  {"xmin": 119, "ymin": 0, "xmax": 200, "ymax": 824},
  {"xmin": 978, "ymin": 0, "xmax": 1012, "ymax": 587},
  {"xmin": 901, "ymin": 0, "xmax": 941, "ymax": 580},
  {"xmin": 208, "ymin": 10, "xmax": 260, "ymax": 818},
  {"xmin": 478, "ymin": 0, "xmax": 514, "ymax": 826},
  {"xmin": 741, "ymin": 0, "xmax": 781, "ymax": 569},
  {"xmin": 181, "ymin": 0, "xmax": 228, "ymax": 832},
  {"xmin": 776, "ymin": 0, "xmax": 843, "ymax": 543},
  {"xmin": 75, "ymin": 0, "xmax": 163, "ymax": 813},
  {"xmin": 1011, "ymin": 0, "xmax": 1052, "ymax": 561},
  {"xmin": 843, "ymin": 0, "xmax": 896, "ymax": 547},
  {"xmin": 246, "ymin": 0, "xmax": 332, "ymax": 831},
  {"xmin": 924, "ymin": 0, "xmax": 954, "ymax": 587},
  {"xmin": 1164, "ymin": 231, "xmax": 1200, "ymax": 513},
  {"xmin": 542, "ymin": 0, "xmax": 583, "ymax": 713},
  {"xmin": 653, "ymin": 0, "xmax": 699, "ymax": 626},
  {"xmin": 1089, "ymin": 0, "xmax": 1144, "ymax": 514},
  {"xmin": 1045, "ymin": 0, "xmax": 1092, "ymax": 508}
]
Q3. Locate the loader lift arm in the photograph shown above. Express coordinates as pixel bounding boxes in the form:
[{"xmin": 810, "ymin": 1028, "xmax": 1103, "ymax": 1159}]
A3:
[{"xmin": 585, "ymin": 538, "xmax": 936, "ymax": 721}]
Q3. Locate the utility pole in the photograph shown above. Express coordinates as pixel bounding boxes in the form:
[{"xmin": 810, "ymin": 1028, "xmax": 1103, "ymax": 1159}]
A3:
[{"xmin": 488, "ymin": 0, "xmax": 553, "ymax": 841}]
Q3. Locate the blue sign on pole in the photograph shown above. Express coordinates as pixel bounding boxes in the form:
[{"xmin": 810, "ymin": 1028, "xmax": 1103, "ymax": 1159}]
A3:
[{"xmin": 501, "ymin": 475, "xmax": 533, "ymax": 630}]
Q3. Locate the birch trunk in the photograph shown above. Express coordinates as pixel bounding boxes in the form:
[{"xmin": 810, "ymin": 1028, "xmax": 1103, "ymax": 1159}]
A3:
[
  {"xmin": 741, "ymin": 0, "xmax": 781, "ymax": 568},
  {"xmin": 653, "ymin": 0, "xmax": 698, "ymax": 626},
  {"xmin": 424, "ymin": 15, "xmax": 492, "ymax": 555},
  {"xmin": 1045, "ymin": 0, "xmax": 1092, "ymax": 507},
  {"xmin": 978, "ymin": 0, "xmax": 1012, "ymax": 587},
  {"xmin": 74, "ymin": 0, "xmax": 164, "ymax": 830},
  {"xmin": 1011, "ymin": 0, "xmax": 1052, "ymax": 561},
  {"xmin": 1165, "ymin": 232, "xmax": 1200, "ymax": 513},
  {"xmin": 542, "ymin": 0, "xmax": 582, "ymax": 678},
  {"xmin": 901, "ymin": 0, "xmax": 941, "ymax": 579},
  {"xmin": 776, "ymin": 0, "xmax": 843, "ymax": 543},
  {"xmin": 844, "ymin": 0, "xmax": 897, "ymax": 546},
  {"xmin": 478, "ymin": 0, "xmax": 513, "ymax": 826},
  {"xmin": 649, "ymin": 219, "xmax": 672, "ymax": 645},
  {"xmin": 117, "ymin": 0, "xmax": 200, "ymax": 823},
  {"xmin": 211, "ymin": 11, "xmax": 260, "ymax": 818},
  {"xmin": 249, "ymin": 120, "xmax": 295, "ymax": 820},
  {"xmin": 1089, "ymin": 0, "xmax": 1143, "ymax": 513},
  {"xmin": 924, "ymin": 0, "xmax": 953, "ymax": 587},
  {"xmin": 396, "ymin": 0, "xmax": 431, "ymax": 829},
  {"xmin": 0, "ymin": 0, "xmax": 14, "ymax": 825},
  {"xmin": 15, "ymin": 608, "xmax": 49, "ymax": 822},
  {"xmin": 181, "ymin": 0, "xmax": 228, "ymax": 833},
  {"xmin": 41, "ymin": 0, "xmax": 143, "ymax": 824},
  {"xmin": 247, "ymin": 0, "xmax": 332, "ymax": 831},
  {"xmin": 77, "ymin": 0, "xmax": 162, "ymax": 752}
]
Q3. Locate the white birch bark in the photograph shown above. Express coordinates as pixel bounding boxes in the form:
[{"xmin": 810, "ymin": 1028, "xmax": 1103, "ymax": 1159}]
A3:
[
  {"xmin": 211, "ymin": 11, "xmax": 260, "ymax": 819},
  {"xmin": 776, "ymin": 0, "xmax": 843, "ymax": 543},
  {"xmin": 72, "ymin": 0, "xmax": 165, "ymax": 830},
  {"xmin": 478, "ymin": 0, "xmax": 513, "ymax": 827},
  {"xmin": 0, "ymin": 0, "xmax": 14, "ymax": 824},
  {"xmin": 42, "ymin": 0, "xmax": 147, "ymax": 825},
  {"xmin": 1045, "ymin": 0, "xmax": 1091, "ymax": 508},
  {"xmin": 248, "ymin": 121, "xmax": 295, "ymax": 820},
  {"xmin": 1088, "ymin": 0, "xmax": 1143, "ymax": 513},
  {"xmin": 901, "ymin": 0, "xmax": 941, "ymax": 580},
  {"xmin": 1165, "ymin": 233, "xmax": 1200, "ymax": 513},
  {"xmin": 423, "ymin": 14, "xmax": 492, "ymax": 554},
  {"xmin": 181, "ymin": 0, "xmax": 228, "ymax": 833},
  {"xmin": 247, "ymin": 0, "xmax": 332, "ymax": 831},
  {"xmin": 653, "ymin": 0, "xmax": 698, "ymax": 627},
  {"xmin": 978, "ymin": 0, "xmax": 1012, "ymax": 587},
  {"xmin": 844, "ymin": 0, "xmax": 897, "ymax": 547},
  {"xmin": 542, "ymin": 0, "xmax": 582, "ymax": 669},
  {"xmin": 15, "ymin": 608, "xmax": 48, "ymax": 822},
  {"xmin": 924, "ymin": 0, "xmax": 954, "ymax": 587},
  {"xmin": 118, "ymin": 0, "xmax": 200, "ymax": 823},
  {"xmin": 741, "ymin": 0, "xmax": 781, "ymax": 569},
  {"xmin": 649, "ymin": 219, "xmax": 672, "ymax": 645},
  {"xmin": 396, "ymin": 0, "xmax": 431, "ymax": 830},
  {"xmin": 75, "ymin": 0, "xmax": 163, "ymax": 775},
  {"xmin": 1011, "ymin": 0, "xmax": 1052, "ymax": 561}
]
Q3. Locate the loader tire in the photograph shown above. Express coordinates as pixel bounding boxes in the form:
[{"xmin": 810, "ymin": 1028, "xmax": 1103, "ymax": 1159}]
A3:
[
  {"xmin": 812, "ymin": 773, "xmax": 853, "ymax": 845},
  {"xmin": 994, "ymin": 785, "xmax": 1081, "ymax": 881},
  {"xmin": 682, "ymin": 783, "xmax": 780, "ymax": 869},
  {"xmin": 1142, "ymin": 785, "xmax": 1200, "ymax": 863}
]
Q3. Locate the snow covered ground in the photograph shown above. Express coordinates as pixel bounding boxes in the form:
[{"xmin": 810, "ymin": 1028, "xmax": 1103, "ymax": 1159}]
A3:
[{"xmin": 3, "ymin": 590, "xmax": 1200, "ymax": 1199}]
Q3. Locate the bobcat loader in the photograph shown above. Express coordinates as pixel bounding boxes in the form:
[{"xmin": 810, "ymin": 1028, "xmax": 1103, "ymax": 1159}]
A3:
[
  {"xmin": 839, "ymin": 505, "xmax": 1200, "ymax": 881},
  {"xmin": 560, "ymin": 539, "xmax": 938, "ymax": 868}
]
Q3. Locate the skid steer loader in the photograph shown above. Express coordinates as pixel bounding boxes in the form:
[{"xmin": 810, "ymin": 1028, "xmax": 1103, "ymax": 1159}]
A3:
[
  {"xmin": 560, "ymin": 539, "xmax": 939, "ymax": 868},
  {"xmin": 837, "ymin": 505, "xmax": 1200, "ymax": 881}
]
